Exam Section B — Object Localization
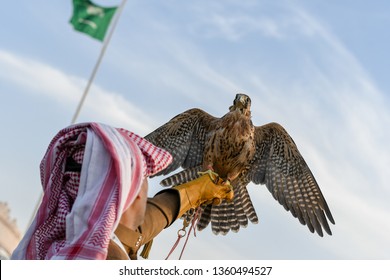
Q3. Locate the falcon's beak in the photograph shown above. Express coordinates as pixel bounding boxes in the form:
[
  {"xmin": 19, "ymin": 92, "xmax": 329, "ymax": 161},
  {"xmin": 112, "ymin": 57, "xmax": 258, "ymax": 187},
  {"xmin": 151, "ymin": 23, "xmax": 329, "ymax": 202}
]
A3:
[{"xmin": 239, "ymin": 95, "xmax": 246, "ymax": 105}]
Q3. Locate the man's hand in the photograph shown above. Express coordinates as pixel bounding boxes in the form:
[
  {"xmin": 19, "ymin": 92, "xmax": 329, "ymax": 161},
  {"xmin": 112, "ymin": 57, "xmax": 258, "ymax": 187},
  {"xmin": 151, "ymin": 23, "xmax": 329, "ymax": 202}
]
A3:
[{"xmin": 173, "ymin": 173, "xmax": 234, "ymax": 218}]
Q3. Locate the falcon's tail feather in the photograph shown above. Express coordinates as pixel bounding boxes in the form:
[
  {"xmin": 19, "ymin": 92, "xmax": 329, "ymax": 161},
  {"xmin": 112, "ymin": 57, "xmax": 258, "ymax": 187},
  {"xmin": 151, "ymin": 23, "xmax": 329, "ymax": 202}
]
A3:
[
  {"xmin": 197, "ymin": 205, "xmax": 212, "ymax": 231},
  {"xmin": 227, "ymin": 201, "xmax": 240, "ymax": 233},
  {"xmin": 163, "ymin": 168, "xmax": 259, "ymax": 235},
  {"xmin": 160, "ymin": 166, "xmax": 203, "ymax": 186},
  {"xmin": 239, "ymin": 185, "xmax": 259, "ymax": 224},
  {"xmin": 211, "ymin": 203, "xmax": 226, "ymax": 234},
  {"xmin": 197, "ymin": 185, "xmax": 259, "ymax": 235},
  {"xmin": 211, "ymin": 201, "xmax": 240, "ymax": 235},
  {"xmin": 232, "ymin": 184, "xmax": 249, "ymax": 227}
]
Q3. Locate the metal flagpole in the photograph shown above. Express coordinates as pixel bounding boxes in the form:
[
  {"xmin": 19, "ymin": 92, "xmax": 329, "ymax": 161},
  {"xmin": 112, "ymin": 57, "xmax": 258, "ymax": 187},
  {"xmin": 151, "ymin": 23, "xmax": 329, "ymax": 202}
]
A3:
[
  {"xmin": 71, "ymin": 0, "xmax": 128, "ymax": 124},
  {"xmin": 26, "ymin": 0, "xmax": 128, "ymax": 232}
]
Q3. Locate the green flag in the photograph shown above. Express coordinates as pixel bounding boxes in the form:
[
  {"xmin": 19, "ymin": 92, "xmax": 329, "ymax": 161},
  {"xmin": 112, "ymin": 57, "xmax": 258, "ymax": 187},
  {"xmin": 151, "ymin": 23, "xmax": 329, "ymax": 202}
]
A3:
[{"xmin": 70, "ymin": 0, "xmax": 118, "ymax": 41}]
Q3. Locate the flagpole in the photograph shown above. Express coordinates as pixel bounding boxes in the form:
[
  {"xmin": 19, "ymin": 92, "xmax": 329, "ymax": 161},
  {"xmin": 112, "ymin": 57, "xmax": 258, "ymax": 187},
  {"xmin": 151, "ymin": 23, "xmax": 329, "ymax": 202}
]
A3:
[
  {"xmin": 26, "ymin": 0, "xmax": 128, "ymax": 233},
  {"xmin": 71, "ymin": 0, "xmax": 128, "ymax": 124}
]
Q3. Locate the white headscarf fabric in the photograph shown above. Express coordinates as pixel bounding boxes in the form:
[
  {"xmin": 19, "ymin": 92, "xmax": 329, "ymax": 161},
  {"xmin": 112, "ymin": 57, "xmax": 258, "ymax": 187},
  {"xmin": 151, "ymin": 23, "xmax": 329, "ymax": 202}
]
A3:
[{"xmin": 11, "ymin": 123, "xmax": 172, "ymax": 260}]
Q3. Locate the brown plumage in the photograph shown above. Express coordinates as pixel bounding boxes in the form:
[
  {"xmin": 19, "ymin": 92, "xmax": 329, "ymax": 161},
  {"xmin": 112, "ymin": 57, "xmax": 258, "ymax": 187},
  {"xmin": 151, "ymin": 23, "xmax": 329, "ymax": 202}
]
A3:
[{"xmin": 145, "ymin": 93, "xmax": 335, "ymax": 236}]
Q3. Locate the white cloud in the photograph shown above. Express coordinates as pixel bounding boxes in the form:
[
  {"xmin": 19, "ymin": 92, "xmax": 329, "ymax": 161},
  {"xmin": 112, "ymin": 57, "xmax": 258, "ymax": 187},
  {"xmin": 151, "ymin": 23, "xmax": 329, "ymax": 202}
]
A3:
[
  {"xmin": 0, "ymin": 49, "xmax": 80, "ymax": 101},
  {"xmin": 0, "ymin": 49, "xmax": 155, "ymax": 135},
  {"xmin": 202, "ymin": 14, "xmax": 283, "ymax": 41}
]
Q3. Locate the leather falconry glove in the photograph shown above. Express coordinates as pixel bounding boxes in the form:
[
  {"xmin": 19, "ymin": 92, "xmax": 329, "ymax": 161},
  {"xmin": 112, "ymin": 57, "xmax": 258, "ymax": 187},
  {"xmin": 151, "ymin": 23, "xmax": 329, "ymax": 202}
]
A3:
[
  {"xmin": 110, "ymin": 173, "xmax": 234, "ymax": 260},
  {"xmin": 172, "ymin": 173, "xmax": 234, "ymax": 218}
]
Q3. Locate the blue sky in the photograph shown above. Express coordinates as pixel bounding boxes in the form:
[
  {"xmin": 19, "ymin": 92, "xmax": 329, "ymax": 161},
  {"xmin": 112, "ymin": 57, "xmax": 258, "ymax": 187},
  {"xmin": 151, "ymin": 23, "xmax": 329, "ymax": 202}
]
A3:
[{"xmin": 1, "ymin": 0, "xmax": 390, "ymax": 259}]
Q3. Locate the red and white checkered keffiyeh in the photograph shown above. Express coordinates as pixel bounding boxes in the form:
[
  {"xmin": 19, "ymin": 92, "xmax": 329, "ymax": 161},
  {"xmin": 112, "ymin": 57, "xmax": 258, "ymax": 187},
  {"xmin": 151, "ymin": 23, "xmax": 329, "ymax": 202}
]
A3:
[{"xmin": 11, "ymin": 122, "xmax": 172, "ymax": 260}]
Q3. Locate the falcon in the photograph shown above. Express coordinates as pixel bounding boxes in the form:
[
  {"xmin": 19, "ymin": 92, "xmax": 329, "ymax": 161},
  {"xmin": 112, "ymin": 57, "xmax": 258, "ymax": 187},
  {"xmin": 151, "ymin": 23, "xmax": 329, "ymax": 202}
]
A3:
[{"xmin": 145, "ymin": 93, "xmax": 335, "ymax": 236}]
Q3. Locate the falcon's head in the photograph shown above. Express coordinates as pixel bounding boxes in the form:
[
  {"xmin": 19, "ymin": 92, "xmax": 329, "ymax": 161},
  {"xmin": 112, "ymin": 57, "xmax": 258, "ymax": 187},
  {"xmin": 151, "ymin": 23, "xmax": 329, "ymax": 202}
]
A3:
[{"xmin": 229, "ymin": 93, "xmax": 251, "ymax": 116}]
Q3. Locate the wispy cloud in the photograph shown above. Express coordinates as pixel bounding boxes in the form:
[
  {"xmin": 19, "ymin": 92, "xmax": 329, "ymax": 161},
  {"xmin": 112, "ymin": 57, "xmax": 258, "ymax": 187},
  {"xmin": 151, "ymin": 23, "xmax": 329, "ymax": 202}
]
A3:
[
  {"xmin": 0, "ymin": 49, "xmax": 155, "ymax": 134},
  {"xmin": 200, "ymin": 14, "xmax": 283, "ymax": 41}
]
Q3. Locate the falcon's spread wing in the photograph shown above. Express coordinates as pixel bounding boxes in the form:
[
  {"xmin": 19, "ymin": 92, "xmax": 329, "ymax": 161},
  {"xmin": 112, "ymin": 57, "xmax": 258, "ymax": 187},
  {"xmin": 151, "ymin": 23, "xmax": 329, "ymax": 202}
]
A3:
[
  {"xmin": 145, "ymin": 108, "xmax": 216, "ymax": 176},
  {"xmin": 248, "ymin": 122, "xmax": 335, "ymax": 236}
]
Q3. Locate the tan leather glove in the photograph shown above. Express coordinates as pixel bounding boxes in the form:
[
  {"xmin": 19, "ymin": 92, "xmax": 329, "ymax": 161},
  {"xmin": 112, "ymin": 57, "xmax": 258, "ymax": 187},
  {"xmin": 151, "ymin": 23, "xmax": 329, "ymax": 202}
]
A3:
[
  {"xmin": 173, "ymin": 173, "xmax": 234, "ymax": 218},
  {"xmin": 109, "ymin": 174, "xmax": 234, "ymax": 259}
]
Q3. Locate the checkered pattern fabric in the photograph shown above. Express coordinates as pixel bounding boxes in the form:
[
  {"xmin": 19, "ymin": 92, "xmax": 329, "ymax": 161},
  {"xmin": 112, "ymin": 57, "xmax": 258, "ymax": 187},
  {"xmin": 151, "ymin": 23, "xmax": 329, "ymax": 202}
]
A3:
[{"xmin": 11, "ymin": 123, "xmax": 172, "ymax": 260}]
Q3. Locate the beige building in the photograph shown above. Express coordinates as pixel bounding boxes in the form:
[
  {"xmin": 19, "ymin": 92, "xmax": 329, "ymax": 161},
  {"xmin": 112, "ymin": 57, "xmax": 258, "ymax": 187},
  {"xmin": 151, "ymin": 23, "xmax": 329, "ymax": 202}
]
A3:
[{"xmin": 0, "ymin": 202, "xmax": 21, "ymax": 259}]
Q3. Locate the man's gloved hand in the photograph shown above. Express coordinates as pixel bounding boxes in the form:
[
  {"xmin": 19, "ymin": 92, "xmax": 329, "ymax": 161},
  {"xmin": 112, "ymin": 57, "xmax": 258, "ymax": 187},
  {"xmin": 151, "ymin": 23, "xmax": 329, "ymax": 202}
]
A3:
[
  {"xmin": 111, "ymin": 173, "xmax": 234, "ymax": 259},
  {"xmin": 173, "ymin": 173, "xmax": 234, "ymax": 218}
]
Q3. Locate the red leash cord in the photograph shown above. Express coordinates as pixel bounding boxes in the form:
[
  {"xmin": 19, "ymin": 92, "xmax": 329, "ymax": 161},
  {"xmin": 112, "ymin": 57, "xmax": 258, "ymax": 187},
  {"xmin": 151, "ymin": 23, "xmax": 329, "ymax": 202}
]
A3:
[{"xmin": 165, "ymin": 207, "xmax": 202, "ymax": 260}]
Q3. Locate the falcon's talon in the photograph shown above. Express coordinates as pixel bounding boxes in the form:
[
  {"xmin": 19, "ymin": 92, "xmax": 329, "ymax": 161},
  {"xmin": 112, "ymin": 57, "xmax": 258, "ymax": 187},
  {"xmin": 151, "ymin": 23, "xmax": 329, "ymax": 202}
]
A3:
[
  {"xmin": 222, "ymin": 179, "xmax": 231, "ymax": 186},
  {"xmin": 223, "ymin": 180, "xmax": 233, "ymax": 192},
  {"xmin": 197, "ymin": 170, "xmax": 220, "ymax": 184}
]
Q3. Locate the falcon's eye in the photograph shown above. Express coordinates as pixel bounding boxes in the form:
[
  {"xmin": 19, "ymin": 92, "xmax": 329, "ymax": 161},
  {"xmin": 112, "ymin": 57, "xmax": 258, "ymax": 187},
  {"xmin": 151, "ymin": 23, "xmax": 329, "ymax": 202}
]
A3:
[{"xmin": 241, "ymin": 96, "xmax": 251, "ymax": 108}]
